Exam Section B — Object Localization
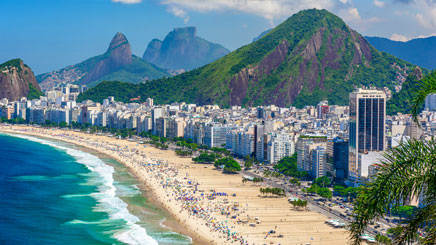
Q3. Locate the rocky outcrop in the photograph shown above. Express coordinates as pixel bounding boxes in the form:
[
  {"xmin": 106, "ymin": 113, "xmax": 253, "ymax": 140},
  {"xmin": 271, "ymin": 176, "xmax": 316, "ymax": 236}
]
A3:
[
  {"xmin": 80, "ymin": 32, "xmax": 132, "ymax": 84},
  {"xmin": 229, "ymin": 40, "xmax": 290, "ymax": 105},
  {"xmin": 143, "ymin": 27, "xmax": 230, "ymax": 70},
  {"xmin": 0, "ymin": 59, "xmax": 41, "ymax": 101},
  {"xmin": 143, "ymin": 39, "xmax": 162, "ymax": 65}
]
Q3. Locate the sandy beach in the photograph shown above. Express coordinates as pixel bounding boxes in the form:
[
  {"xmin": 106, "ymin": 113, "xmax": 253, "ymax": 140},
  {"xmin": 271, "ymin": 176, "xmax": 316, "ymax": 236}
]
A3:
[{"xmin": 0, "ymin": 125, "xmax": 349, "ymax": 245}]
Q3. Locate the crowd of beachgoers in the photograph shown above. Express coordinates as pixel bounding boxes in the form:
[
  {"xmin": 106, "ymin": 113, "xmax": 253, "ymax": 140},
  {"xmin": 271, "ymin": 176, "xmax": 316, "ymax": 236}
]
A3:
[{"xmin": 0, "ymin": 125, "xmax": 349, "ymax": 245}]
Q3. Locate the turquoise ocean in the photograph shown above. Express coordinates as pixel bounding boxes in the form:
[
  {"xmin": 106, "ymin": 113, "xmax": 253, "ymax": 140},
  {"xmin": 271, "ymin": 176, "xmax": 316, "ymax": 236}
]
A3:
[{"xmin": 0, "ymin": 133, "xmax": 191, "ymax": 245}]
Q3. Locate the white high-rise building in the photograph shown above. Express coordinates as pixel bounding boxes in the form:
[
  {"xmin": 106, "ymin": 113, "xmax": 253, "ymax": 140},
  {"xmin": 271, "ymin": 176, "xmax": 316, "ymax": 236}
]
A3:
[
  {"xmin": 204, "ymin": 124, "xmax": 227, "ymax": 148},
  {"xmin": 311, "ymin": 146, "xmax": 326, "ymax": 178},
  {"xmin": 425, "ymin": 94, "xmax": 436, "ymax": 111},
  {"xmin": 152, "ymin": 107, "xmax": 165, "ymax": 134},
  {"xmin": 266, "ymin": 132, "xmax": 294, "ymax": 164}
]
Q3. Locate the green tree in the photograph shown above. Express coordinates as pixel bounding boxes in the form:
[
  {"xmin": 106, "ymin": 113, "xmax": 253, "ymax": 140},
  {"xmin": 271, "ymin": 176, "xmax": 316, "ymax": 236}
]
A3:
[
  {"xmin": 223, "ymin": 158, "xmax": 241, "ymax": 174},
  {"xmin": 289, "ymin": 178, "xmax": 301, "ymax": 186},
  {"xmin": 274, "ymin": 154, "xmax": 309, "ymax": 179},
  {"xmin": 317, "ymin": 187, "xmax": 332, "ymax": 199},
  {"xmin": 412, "ymin": 71, "xmax": 436, "ymax": 124},
  {"xmin": 244, "ymin": 155, "xmax": 254, "ymax": 169},
  {"xmin": 375, "ymin": 234, "xmax": 392, "ymax": 245},
  {"xmin": 391, "ymin": 205, "xmax": 417, "ymax": 219},
  {"xmin": 313, "ymin": 176, "xmax": 331, "ymax": 188},
  {"xmin": 193, "ymin": 152, "xmax": 218, "ymax": 163}
]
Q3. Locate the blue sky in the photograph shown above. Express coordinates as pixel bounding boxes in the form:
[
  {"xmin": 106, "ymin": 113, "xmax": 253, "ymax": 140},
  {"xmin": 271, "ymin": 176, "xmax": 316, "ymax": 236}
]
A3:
[{"xmin": 1, "ymin": 0, "xmax": 436, "ymax": 74}]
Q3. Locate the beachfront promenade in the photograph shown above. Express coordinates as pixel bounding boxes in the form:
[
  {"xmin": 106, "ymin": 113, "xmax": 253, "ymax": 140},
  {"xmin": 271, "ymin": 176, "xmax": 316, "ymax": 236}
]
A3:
[{"xmin": 0, "ymin": 125, "xmax": 349, "ymax": 245}]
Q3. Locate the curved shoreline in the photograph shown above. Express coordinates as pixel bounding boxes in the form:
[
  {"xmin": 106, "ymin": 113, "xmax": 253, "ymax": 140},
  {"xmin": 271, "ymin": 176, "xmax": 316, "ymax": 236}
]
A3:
[
  {"xmin": 3, "ymin": 132, "xmax": 162, "ymax": 245},
  {"xmin": 0, "ymin": 126, "xmax": 211, "ymax": 244},
  {"xmin": 0, "ymin": 125, "xmax": 349, "ymax": 245}
]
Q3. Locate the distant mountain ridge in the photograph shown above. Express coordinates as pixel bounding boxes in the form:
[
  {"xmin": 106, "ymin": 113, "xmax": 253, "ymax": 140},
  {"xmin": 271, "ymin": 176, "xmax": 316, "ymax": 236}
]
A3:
[
  {"xmin": 37, "ymin": 33, "xmax": 168, "ymax": 90},
  {"xmin": 80, "ymin": 9, "xmax": 417, "ymax": 108},
  {"xmin": 252, "ymin": 29, "xmax": 271, "ymax": 42},
  {"xmin": 0, "ymin": 59, "xmax": 42, "ymax": 101},
  {"xmin": 366, "ymin": 36, "xmax": 436, "ymax": 69},
  {"xmin": 143, "ymin": 27, "xmax": 230, "ymax": 70}
]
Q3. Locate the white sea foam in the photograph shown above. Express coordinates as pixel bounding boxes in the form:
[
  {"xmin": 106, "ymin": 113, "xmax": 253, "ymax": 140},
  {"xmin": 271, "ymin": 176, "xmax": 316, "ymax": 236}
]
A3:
[{"xmin": 7, "ymin": 133, "xmax": 158, "ymax": 245}]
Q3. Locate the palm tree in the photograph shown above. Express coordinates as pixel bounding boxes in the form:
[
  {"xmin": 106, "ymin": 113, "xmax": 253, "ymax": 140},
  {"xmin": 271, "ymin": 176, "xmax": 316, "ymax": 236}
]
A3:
[
  {"xmin": 349, "ymin": 71, "xmax": 436, "ymax": 244},
  {"xmin": 349, "ymin": 138, "xmax": 436, "ymax": 244},
  {"xmin": 412, "ymin": 71, "xmax": 436, "ymax": 125},
  {"xmin": 302, "ymin": 200, "xmax": 308, "ymax": 211}
]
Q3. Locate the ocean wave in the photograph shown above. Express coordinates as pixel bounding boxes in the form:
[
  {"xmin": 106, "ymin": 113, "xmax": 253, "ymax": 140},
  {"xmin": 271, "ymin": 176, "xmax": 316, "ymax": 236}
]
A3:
[
  {"xmin": 6, "ymin": 133, "xmax": 158, "ymax": 245},
  {"xmin": 61, "ymin": 193, "xmax": 91, "ymax": 198}
]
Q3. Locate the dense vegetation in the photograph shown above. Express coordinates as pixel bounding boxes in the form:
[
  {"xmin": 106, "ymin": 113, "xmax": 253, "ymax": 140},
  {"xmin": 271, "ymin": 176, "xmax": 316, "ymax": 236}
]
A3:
[
  {"xmin": 273, "ymin": 154, "xmax": 309, "ymax": 179},
  {"xmin": 260, "ymin": 187, "xmax": 285, "ymax": 197},
  {"xmin": 391, "ymin": 205, "xmax": 416, "ymax": 219},
  {"xmin": 333, "ymin": 185, "xmax": 360, "ymax": 200},
  {"xmin": 79, "ymin": 9, "xmax": 414, "ymax": 108},
  {"xmin": 193, "ymin": 152, "xmax": 220, "ymax": 163},
  {"xmin": 313, "ymin": 176, "xmax": 331, "ymax": 187},
  {"xmin": 289, "ymin": 199, "xmax": 308, "ymax": 210},
  {"xmin": 304, "ymin": 183, "xmax": 332, "ymax": 198},
  {"xmin": 27, "ymin": 82, "xmax": 43, "ymax": 100},
  {"xmin": 387, "ymin": 69, "xmax": 432, "ymax": 115},
  {"xmin": 175, "ymin": 149, "xmax": 192, "ymax": 156},
  {"xmin": 0, "ymin": 59, "xmax": 26, "ymax": 71},
  {"xmin": 214, "ymin": 157, "xmax": 241, "ymax": 173}
]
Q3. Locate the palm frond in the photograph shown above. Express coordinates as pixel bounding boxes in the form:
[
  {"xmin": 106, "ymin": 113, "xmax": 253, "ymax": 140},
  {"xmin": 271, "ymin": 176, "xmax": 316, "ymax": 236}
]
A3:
[
  {"xmin": 420, "ymin": 224, "xmax": 436, "ymax": 245},
  {"xmin": 393, "ymin": 202, "xmax": 436, "ymax": 244},
  {"xmin": 412, "ymin": 71, "xmax": 436, "ymax": 125},
  {"xmin": 349, "ymin": 139, "xmax": 436, "ymax": 244}
]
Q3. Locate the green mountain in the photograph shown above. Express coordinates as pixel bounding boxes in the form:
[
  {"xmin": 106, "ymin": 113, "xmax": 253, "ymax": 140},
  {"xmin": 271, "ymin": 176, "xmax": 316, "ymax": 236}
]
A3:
[
  {"xmin": 143, "ymin": 27, "xmax": 230, "ymax": 71},
  {"xmin": 80, "ymin": 9, "xmax": 416, "ymax": 107},
  {"xmin": 37, "ymin": 33, "xmax": 168, "ymax": 90},
  {"xmin": 387, "ymin": 67, "xmax": 424, "ymax": 115},
  {"xmin": 0, "ymin": 59, "xmax": 42, "ymax": 101}
]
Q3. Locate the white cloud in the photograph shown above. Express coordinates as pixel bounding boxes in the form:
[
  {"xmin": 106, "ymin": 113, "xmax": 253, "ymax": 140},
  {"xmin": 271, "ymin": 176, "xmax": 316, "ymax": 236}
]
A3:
[
  {"xmin": 373, "ymin": 0, "xmax": 385, "ymax": 7},
  {"xmin": 160, "ymin": 0, "xmax": 334, "ymax": 21},
  {"xmin": 390, "ymin": 32, "xmax": 436, "ymax": 41},
  {"xmin": 337, "ymin": 7, "xmax": 383, "ymax": 31},
  {"xmin": 339, "ymin": 0, "xmax": 349, "ymax": 4},
  {"xmin": 338, "ymin": 7, "xmax": 361, "ymax": 22},
  {"xmin": 400, "ymin": 0, "xmax": 436, "ymax": 29},
  {"xmin": 390, "ymin": 33, "xmax": 409, "ymax": 41},
  {"xmin": 167, "ymin": 5, "xmax": 190, "ymax": 23},
  {"xmin": 112, "ymin": 0, "xmax": 141, "ymax": 4},
  {"xmin": 415, "ymin": 8, "xmax": 436, "ymax": 28}
]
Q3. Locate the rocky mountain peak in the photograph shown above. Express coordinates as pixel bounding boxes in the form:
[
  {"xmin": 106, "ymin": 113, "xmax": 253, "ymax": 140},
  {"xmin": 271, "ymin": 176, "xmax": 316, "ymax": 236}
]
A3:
[
  {"xmin": 107, "ymin": 32, "xmax": 130, "ymax": 53},
  {"xmin": 80, "ymin": 32, "xmax": 132, "ymax": 84},
  {"xmin": 142, "ymin": 26, "xmax": 229, "ymax": 70},
  {"xmin": 0, "ymin": 59, "xmax": 41, "ymax": 101},
  {"xmin": 171, "ymin": 27, "xmax": 196, "ymax": 38}
]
